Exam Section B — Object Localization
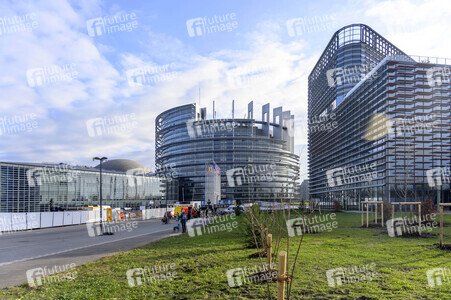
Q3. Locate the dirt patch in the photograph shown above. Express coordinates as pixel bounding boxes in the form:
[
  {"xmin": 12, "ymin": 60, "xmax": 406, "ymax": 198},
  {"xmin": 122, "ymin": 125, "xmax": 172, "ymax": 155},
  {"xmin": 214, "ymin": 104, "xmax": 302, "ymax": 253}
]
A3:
[
  {"xmin": 434, "ymin": 244, "xmax": 451, "ymax": 251},
  {"xmin": 359, "ymin": 223, "xmax": 385, "ymax": 229},
  {"xmin": 248, "ymin": 251, "xmax": 267, "ymax": 258},
  {"xmin": 401, "ymin": 220, "xmax": 441, "ymax": 227},
  {"xmin": 370, "ymin": 229, "xmax": 437, "ymax": 238},
  {"xmin": 396, "ymin": 232, "xmax": 437, "ymax": 238},
  {"xmin": 251, "ymin": 270, "xmax": 279, "ymax": 283}
]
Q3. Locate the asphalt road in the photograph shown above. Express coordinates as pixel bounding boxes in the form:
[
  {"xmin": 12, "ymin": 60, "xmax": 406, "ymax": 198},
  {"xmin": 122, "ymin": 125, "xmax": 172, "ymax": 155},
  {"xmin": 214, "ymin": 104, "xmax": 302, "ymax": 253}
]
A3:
[{"xmin": 0, "ymin": 218, "xmax": 179, "ymax": 288}]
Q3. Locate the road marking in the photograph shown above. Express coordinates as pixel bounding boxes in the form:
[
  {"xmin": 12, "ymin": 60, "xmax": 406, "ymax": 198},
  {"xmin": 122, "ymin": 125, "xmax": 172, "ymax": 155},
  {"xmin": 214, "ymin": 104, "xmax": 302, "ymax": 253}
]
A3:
[{"xmin": 0, "ymin": 228, "xmax": 170, "ymax": 267}]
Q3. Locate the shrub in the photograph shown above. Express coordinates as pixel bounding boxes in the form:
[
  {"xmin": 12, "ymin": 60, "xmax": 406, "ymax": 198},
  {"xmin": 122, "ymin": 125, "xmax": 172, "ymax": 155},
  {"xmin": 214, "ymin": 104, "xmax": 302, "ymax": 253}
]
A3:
[
  {"xmin": 383, "ymin": 201, "xmax": 393, "ymax": 220},
  {"xmin": 298, "ymin": 200, "xmax": 305, "ymax": 212},
  {"xmin": 333, "ymin": 200, "xmax": 341, "ymax": 212},
  {"xmin": 241, "ymin": 204, "xmax": 277, "ymax": 249},
  {"xmin": 419, "ymin": 198, "xmax": 437, "ymax": 219},
  {"xmin": 234, "ymin": 205, "xmax": 242, "ymax": 216}
]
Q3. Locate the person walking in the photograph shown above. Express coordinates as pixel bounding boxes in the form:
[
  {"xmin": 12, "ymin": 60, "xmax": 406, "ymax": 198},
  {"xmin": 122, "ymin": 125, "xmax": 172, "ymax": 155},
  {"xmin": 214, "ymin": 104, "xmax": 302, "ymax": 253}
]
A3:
[
  {"xmin": 188, "ymin": 207, "xmax": 192, "ymax": 220},
  {"xmin": 180, "ymin": 210, "xmax": 187, "ymax": 233}
]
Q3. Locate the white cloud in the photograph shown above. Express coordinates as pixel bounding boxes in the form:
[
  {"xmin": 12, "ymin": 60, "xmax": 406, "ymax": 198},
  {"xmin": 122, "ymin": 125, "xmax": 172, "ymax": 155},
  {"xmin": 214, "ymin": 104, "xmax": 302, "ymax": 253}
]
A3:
[{"xmin": 0, "ymin": 0, "xmax": 449, "ymax": 181}]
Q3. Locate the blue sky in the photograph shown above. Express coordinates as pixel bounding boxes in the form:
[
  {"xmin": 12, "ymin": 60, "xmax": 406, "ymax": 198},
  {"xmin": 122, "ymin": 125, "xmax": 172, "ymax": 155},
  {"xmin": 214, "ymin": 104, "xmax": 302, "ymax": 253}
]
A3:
[{"xmin": 0, "ymin": 0, "xmax": 449, "ymax": 181}]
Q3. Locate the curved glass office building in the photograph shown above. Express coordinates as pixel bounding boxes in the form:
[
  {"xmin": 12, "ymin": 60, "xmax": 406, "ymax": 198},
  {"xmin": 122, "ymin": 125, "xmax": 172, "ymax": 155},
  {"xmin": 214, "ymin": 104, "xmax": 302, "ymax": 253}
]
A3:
[
  {"xmin": 308, "ymin": 24, "xmax": 451, "ymax": 209},
  {"xmin": 155, "ymin": 102, "xmax": 300, "ymax": 204}
]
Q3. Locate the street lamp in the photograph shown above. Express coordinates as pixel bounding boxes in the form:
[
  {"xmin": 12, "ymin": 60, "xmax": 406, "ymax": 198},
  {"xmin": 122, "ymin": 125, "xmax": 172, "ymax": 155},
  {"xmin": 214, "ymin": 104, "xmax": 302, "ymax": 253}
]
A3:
[{"xmin": 93, "ymin": 156, "xmax": 107, "ymax": 235}]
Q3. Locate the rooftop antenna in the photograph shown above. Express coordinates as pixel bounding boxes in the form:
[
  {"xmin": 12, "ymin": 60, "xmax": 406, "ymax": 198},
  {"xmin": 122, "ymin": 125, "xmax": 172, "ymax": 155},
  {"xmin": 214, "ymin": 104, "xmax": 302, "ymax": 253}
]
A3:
[
  {"xmin": 198, "ymin": 84, "xmax": 201, "ymax": 107},
  {"xmin": 213, "ymin": 100, "xmax": 215, "ymax": 119},
  {"xmin": 232, "ymin": 100, "xmax": 235, "ymax": 119}
]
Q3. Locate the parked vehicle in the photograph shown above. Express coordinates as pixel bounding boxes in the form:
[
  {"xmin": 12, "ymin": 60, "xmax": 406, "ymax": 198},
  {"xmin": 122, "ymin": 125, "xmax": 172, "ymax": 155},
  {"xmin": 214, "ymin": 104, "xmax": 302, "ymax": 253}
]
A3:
[
  {"xmin": 224, "ymin": 205, "xmax": 245, "ymax": 214},
  {"xmin": 173, "ymin": 205, "xmax": 199, "ymax": 218}
]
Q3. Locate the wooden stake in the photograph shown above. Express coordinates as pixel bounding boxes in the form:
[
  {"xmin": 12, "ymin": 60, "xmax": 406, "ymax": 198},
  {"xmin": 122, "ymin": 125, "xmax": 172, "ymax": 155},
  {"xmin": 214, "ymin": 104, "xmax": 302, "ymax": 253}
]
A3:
[
  {"xmin": 375, "ymin": 203, "xmax": 378, "ymax": 224},
  {"xmin": 381, "ymin": 202, "xmax": 384, "ymax": 227},
  {"xmin": 278, "ymin": 251, "xmax": 287, "ymax": 300},
  {"xmin": 267, "ymin": 233, "xmax": 272, "ymax": 270},
  {"xmin": 392, "ymin": 203, "xmax": 395, "ymax": 221},
  {"xmin": 361, "ymin": 202, "xmax": 364, "ymax": 227},
  {"xmin": 418, "ymin": 204, "xmax": 421, "ymax": 236},
  {"xmin": 370, "ymin": 203, "xmax": 373, "ymax": 223},
  {"xmin": 366, "ymin": 202, "xmax": 369, "ymax": 228}
]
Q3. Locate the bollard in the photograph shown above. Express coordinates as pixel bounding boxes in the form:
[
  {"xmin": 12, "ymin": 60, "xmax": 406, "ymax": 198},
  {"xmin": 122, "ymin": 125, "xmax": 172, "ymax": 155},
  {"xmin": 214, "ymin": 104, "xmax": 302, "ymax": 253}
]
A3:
[{"xmin": 267, "ymin": 233, "xmax": 272, "ymax": 270}]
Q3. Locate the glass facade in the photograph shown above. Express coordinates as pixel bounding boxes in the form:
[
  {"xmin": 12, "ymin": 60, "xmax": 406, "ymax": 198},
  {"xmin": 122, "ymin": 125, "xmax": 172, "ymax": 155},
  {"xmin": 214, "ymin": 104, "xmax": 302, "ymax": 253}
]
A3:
[
  {"xmin": 0, "ymin": 162, "xmax": 165, "ymax": 212},
  {"xmin": 308, "ymin": 24, "xmax": 451, "ymax": 209},
  {"xmin": 155, "ymin": 102, "xmax": 300, "ymax": 203}
]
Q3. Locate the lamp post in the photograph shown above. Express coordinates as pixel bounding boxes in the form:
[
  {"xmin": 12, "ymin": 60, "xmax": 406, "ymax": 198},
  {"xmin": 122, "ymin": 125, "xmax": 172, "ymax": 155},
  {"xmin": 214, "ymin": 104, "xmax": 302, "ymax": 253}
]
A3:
[{"xmin": 93, "ymin": 156, "xmax": 107, "ymax": 235}]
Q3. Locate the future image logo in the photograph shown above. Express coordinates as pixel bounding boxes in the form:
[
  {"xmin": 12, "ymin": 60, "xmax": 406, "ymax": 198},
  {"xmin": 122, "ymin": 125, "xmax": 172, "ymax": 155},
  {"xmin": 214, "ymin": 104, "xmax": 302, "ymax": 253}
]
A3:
[
  {"xmin": 86, "ymin": 113, "xmax": 138, "ymax": 137},
  {"xmin": 157, "ymin": 163, "xmax": 178, "ymax": 182},
  {"xmin": 386, "ymin": 218, "xmax": 404, "ymax": 237},
  {"xmin": 426, "ymin": 267, "xmax": 450, "ymax": 288},
  {"xmin": 186, "ymin": 214, "xmax": 238, "ymax": 238},
  {"xmin": 286, "ymin": 14, "xmax": 336, "ymax": 37},
  {"xmin": 226, "ymin": 268, "xmax": 245, "ymax": 287},
  {"xmin": 426, "ymin": 67, "xmax": 450, "ymax": 87},
  {"xmin": 86, "ymin": 13, "xmax": 138, "ymax": 37},
  {"xmin": 226, "ymin": 164, "xmax": 277, "ymax": 187},
  {"xmin": 326, "ymin": 63, "xmax": 377, "ymax": 87},
  {"xmin": 326, "ymin": 163, "xmax": 377, "ymax": 187},
  {"xmin": 426, "ymin": 167, "xmax": 450, "ymax": 188},
  {"xmin": 226, "ymin": 263, "xmax": 277, "ymax": 287},
  {"xmin": 26, "ymin": 264, "xmax": 77, "ymax": 287},
  {"xmin": 126, "ymin": 264, "xmax": 177, "ymax": 287},
  {"xmin": 126, "ymin": 167, "xmax": 151, "ymax": 187},
  {"xmin": 186, "ymin": 13, "xmax": 238, "ymax": 37},
  {"xmin": 87, "ymin": 219, "xmax": 138, "ymax": 237},
  {"xmin": 308, "ymin": 113, "xmax": 338, "ymax": 134},
  {"xmin": 326, "ymin": 263, "xmax": 378, "ymax": 287},
  {"xmin": 0, "ymin": 113, "xmax": 38, "ymax": 136},
  {"xmin": 26, "ymin": 165, "xmax": 80, "ymax": 187},
  {"xmin": 286, "ymin": 213, "xmax": 338, "ymax": 237},
  {"xmin": 126, "ymin": 63, "xmax": 178, "ymax": 87},
  {"xmin": 186, "ymin": 118, "xmax": 237, "ymax": 138},
  {"xmin": 0, "ymin": 13, "xmax": 38, "ymax": 36},
  {"xmin": 227, "ymin": 64, "xmax": 272, "ymax": 88},
  {"xmin": 386, "ymin": 214, "xmax": 438, "ymax": 237},
  {"xmin": 26, "ymin": 63, "xmax": 77, "ymax": 87}
]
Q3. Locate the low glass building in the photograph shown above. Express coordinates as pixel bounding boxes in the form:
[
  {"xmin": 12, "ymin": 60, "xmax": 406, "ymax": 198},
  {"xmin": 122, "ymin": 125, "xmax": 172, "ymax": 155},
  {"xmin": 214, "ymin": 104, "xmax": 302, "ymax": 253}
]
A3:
[
  {"xmin": 0, "ymin": 159, "xmax": 165, "ymax": 212},
  {"xmin": 155, "ymin": 102, "xmax": 300, "ymax": 204}
]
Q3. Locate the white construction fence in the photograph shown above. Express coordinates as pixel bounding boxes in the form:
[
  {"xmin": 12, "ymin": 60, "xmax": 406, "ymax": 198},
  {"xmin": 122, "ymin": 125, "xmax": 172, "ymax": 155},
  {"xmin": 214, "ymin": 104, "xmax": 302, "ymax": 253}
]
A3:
[{"xmin": 0, "ymin": 208, "xmax": 170, "ymax": 234}]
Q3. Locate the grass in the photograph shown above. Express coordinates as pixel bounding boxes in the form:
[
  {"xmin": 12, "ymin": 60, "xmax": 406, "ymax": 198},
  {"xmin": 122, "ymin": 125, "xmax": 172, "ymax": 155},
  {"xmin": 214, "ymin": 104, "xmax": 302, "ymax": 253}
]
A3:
[{"xmin": 0, "ymin": 211, "xmax": 450, "ymax": 299}]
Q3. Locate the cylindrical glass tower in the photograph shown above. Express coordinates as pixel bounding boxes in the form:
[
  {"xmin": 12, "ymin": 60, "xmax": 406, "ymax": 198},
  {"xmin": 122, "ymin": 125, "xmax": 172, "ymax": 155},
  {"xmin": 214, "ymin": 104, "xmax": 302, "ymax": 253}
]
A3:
[{"xmin": 155, "ymin": 102, "xmax": 299, "ymax": 203}]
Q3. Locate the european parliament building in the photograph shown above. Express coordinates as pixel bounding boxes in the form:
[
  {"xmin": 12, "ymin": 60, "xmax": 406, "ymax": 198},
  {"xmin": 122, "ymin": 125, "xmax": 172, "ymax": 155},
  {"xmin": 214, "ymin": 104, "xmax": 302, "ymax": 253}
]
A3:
[
  {"xmin": 0, "ymin": 159, "xmax": 165, "ymax": 212},
  {"xmin": 308, "ymin": 24, "xmax": 450, "ymax": 209},
  {"xmin": 155, "ymin": 102, "xmax": 300, "ymax": 204}
]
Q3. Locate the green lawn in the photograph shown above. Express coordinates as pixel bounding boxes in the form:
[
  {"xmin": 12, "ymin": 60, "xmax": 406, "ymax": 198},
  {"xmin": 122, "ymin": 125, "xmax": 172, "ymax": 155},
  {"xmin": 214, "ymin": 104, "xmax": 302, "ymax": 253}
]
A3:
[{"xmin": 1, "ymin": 211, "xmax": 450, "ymax": 299}]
